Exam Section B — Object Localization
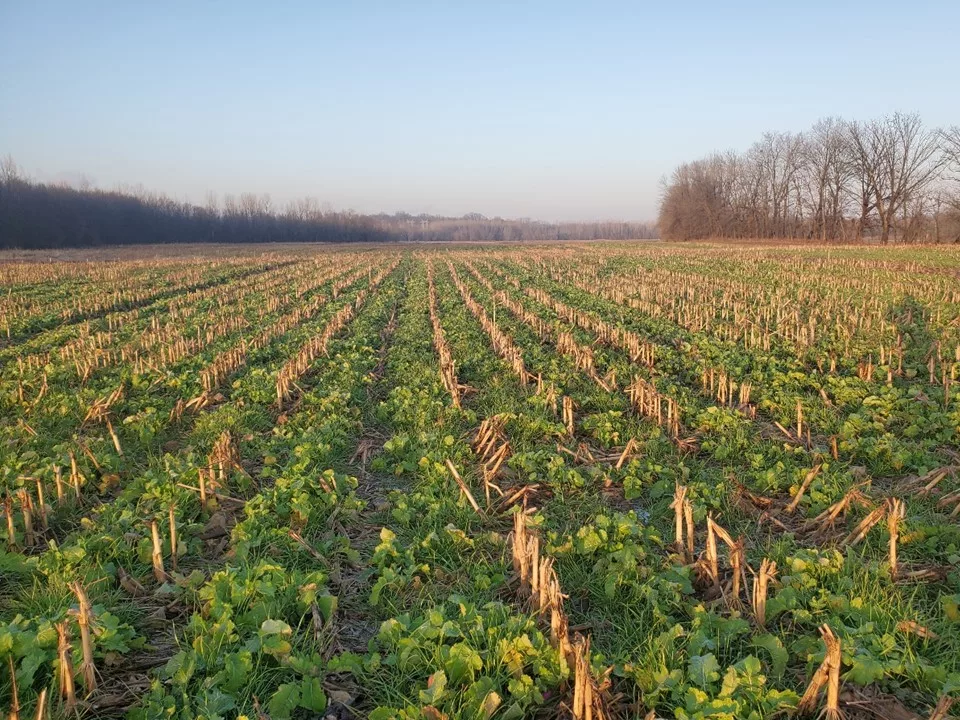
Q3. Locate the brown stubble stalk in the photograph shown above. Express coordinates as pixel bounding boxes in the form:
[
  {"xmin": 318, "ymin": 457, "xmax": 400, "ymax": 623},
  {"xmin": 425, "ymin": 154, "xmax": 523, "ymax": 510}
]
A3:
[
  {"xmin": 198, "ymin": 467, "xmax": 209, "ymax": 510},
  {"xmin": 510, "ymin": 510, "xmax": 605, "ymax": 720},
  {"xmin": 615, "ymin": 437, "xmax": 637, "ymax": 470},
  {"xmin": 68, "ymin": 582, "xmax": 97, "ymax": 694},
  {"xmin": 33, "ymin": 688, "xmax": 47, "ymax": 720},
  {"xmin": 705, "ymin": 516, "xmax": 720, "ymax": 592},
  {"xmin": 34, "ymin": 477, "xmax": 48, "ymax": 530},
  {"xmin": 69, "ymin": 452, "xmax": 82, "ymax": 500},
  {"xmin": 841, "ymin": 505, "xmax": 886, "ymax": 547},
  {"xmin": 684, "ymin": 500, "xmax": 695, "ymax": 561},
  {"xmin": 888, "ymin": 498, "xmax": 904, "ymax": 580},
  {"xmin": 17, "ymin": 489, "xmax": 34, "ymax": 548},
  {"xmin": 729, "ymin": 538, "xmax": 745, "ymax": 606},
  {"xmin": 4, "ymin": 494, "xmax": 17, "ymax": 549},
  {"xmin": 751, "ymin": 559, "xmax": 777, "ymax": 628},
  {"xmin": 7, "ymin": 655, "xmax": 20, "ymax": 720},
  {"xmin": 56, "ymin": 621, "xmax": 77, "ymax": 711},
  {"xmin": 53, "ymin": 465, "xmax": 64, "ymax": 502},
  {"xmin": 797, "ymin": 625, "xmax": 842, "ymax": 719},
  {"xmin": 785, "ymin": 464, "xmax": 823, "ymax": 515},
  {"xmin": 150, "ymin": 519, "xmax": 171, "ymax": 583},
  {"xmin": 444, "ymin": 460, "xmax": 482, "ymax": 515},
  {"xmin": 168, "ymin": 504, "xmax": 178, "ymax": 572},
  {"xmin": 563, "ymin": 396, "xmax": 575, "ymax": 437},
  {"xmin": 670, "ymin": 484, "xmax": 696, "ymax": 563},
  {"xmin": 928, "ymin": 696, "xmax": 954, "ymax": 720},
  {"xmin": 671, "ymin": 485, "xmax": 686, "ymax": 556}
]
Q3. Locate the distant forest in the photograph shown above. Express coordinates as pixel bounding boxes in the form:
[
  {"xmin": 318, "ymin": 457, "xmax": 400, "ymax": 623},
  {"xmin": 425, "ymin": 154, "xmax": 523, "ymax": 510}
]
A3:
[
  {"xmin": 659, "ymin": 113, "xmax": 960, "ymax": 243},
  {"xmin": 0, "ymin": 159, "xmax": 655, "ymax": 248}
]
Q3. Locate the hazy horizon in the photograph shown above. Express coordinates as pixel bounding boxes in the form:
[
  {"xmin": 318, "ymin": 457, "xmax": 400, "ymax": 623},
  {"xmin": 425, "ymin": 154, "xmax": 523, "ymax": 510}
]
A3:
[{"xmin": 3, "ymin": 0, "xmax": 959, "ymax": 223}]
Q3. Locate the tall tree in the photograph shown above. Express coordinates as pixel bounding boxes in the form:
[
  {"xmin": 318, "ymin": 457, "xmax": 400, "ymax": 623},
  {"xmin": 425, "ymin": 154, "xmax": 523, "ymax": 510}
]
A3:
[{"xmin": 848, "ymin": 113, "xmax": 944, "ymax": 243}]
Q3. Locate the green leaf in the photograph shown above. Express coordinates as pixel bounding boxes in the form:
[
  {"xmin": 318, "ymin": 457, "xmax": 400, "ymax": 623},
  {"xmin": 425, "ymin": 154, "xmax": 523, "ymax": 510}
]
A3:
[
  {"xmin": 301, "ymin": 676, "xmax": 328, "ymax": 712},
  {"xmin": 719, "ymin": 666, "xmax": 740, "ymax": 698},
  {"xmin": 259, "ymin": 619, "xmax": 293, "ymax": 657},
  {"xmin": 197, "ymin": 688, "xmax": 236, "ymax": 720},
  {"xmin": 260, "ymin": 618, "xmax": 293, "ymax": 636},
  {"xmin": 369, "ymin": 709, "xmax": 399, "ymax": 720},
  {"xmin": 846, "ymin": 654, "xmax": 886, "ymax": 685},
  {"xmin": 164, "ymin": 650, "xmax": 196, "ymax": 686},
  {"xmin": 445, "ymin": 642, "xmax": 483, "ymax": 685},
  {"xmin": 419, "ymin": 670, "xmax": 448, "ymax": 705},
  {"xmin": 220, "ymin": 651, "xmax": 252, "ymax": 692},
  {"xmin": 688, "ymin": 653, "xmax": 721, "ymax": 689},
  {"xmin": 944, "ymin": 594, "xmax": 960, "ymax": 623},
  {"xmin": 751, "ymin": 634, "xmax": 789, "ymax": 677},
  {"xmin": 269, "ymin": 683, "xmax": 301, "ymax": 719},
  {"xmin": 316, "ymin": 592, "xmax": 338, "ymax": 622}
]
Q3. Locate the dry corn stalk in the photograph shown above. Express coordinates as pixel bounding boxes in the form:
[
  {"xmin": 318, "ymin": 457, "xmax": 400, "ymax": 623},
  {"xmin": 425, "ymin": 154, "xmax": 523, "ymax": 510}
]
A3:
[
  {"xmin": 572, "ymin": 634, "xmax": 607, "ymax": 720},
  {"xmin": 4, "ymin": 495, "xmax": 16, "ymax": 549},
  {"xmin": 937, "ymin": 488, "xmax": 960, "ymax": 518},
  {"xmin": 7, "ymin": 655, "xmax": 20, "ymax": 720},
  {"xmin": 35, "ymin": 481, "xmax": 50, "ymax": 533},
  {"xmin": 888, "ymin": 499, "xmax": 905, "ymax": 579},
  {"xmin": 510, "ymin": 511, "xmax": 606, "ymax": 719},
  {"xmin": 627, "ymin": 377, "xmax": 681, "ymax": 438},
  {"xmin": 198, "ymin": 467, "xmax": 210, "ymax": 510},
  {"xmin": 209, "ymin": 431, "xmax": 246, "ymax": 489},
  {"xmin": 901, "ymin": 466, "xmax": 956, "ymax": 495},
  {"xmin": 751, "ymin": 559, "xmax": 777, "ymax": 628},
  {"xmin": 427, "ymin": 263, "xmax": 462, "ymax": 408},
  {"xmin": 896, "ymin": 620, "xmax": 937, "ymax": 640},
  {"xmin": 705, "ymin": 516, "xmax": 720, "ymax": 591},
  {"xmin": 169, "ymin": 505, "xmax": 179, "ymax": 572},
  {"xmin": 841, "ymin": 505, "xmax": 886, "ymax": 547},
  {"xmin": 34, "ymin": 687, "xmax": 47, "ymax": 720},
  {"xmin": 797, "ymin": 625, "xmax": 842, "ymax": 719},
  {"xmin": 69, "ymin": 452, "xmax": 83, "ymax": 500},
  {"xmin": 670, "ymin": 485, "xmax": 694, "ymax": 562},
  {"xmin": 928, "ymin": 696, "xmax": 954, "ymax": 720},
  {"xmin": 68, "ymin": 582, "xmax": 97, "ymax": 694},
  {"xmin": 150, "ymin": 519, "xmax": 171, "ymax": 583},
  {"xmin": 82, "ymin": 385, "xmax": 123, "ymax": 425},
  {"xmin": 53, "ymin": 465, "xmax": 64, "ymax": 502},
  {"xmin": 17, "ymin": 489, "xmax": 34, "ymax": 548},
  {"xmin": 705, "ymin": 516, "xmax": 745, "ymax": 604},
  {"xmin": 445, "ymin": 460, "xmax": 482, "ymax": 515},
  {"xmin": 804, "ymin": 486, "xmax": 869, "ymax": 536},
  {"xmin": 785, "ymin": 464, "xmax": 822, "ymax": 514},
  {"xmin": 482, "ymin": 442, "xmax": 510, "ymax": 508},
  {"xmin": 474, "ymin": 416, "xmax": 506, "ymax": 460},
  {"xmin": 562, "ymin": 396, "xmax": 575, "ymax": 436},
  {"xmin": 615, "ymin": 438, "xmax": 638, "ymax": 470},
  {"xmin": 729, "ymin": 538, "xmax": 746, "ymax": 607},
  {"xmin": 56, "ymin": 621, "xmax": 77, "ymax": 711}
]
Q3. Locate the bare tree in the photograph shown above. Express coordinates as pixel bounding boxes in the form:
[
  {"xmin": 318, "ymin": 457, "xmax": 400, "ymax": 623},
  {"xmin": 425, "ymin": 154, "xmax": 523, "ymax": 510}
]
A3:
[
  {"xmin": 0, "ymin": 155, "xmax": 23, "ymax": 185},
  {"xmin": 848, "ymin": 113, "xmax": 944, "ymax": 243},
  {"xmin": 751, "ymin": 132, "xmax": 804, "ymax": 236},
  {"xmin": 943, "ymin": 127, "xmax": 960, "ymax": 172},
  {"xmin": 798, "ymin": 118, "xmax": 853, "ymax": 241}
]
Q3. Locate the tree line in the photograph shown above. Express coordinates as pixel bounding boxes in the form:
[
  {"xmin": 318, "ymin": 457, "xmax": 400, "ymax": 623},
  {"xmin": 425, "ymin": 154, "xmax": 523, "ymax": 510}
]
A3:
[
  {"xmin": 0, "ymin": 159, "xmax": 655, "ymax": 249},
  {"xmin": 658, "ymin": 113, "xmax": 960, "ymax": 243}
]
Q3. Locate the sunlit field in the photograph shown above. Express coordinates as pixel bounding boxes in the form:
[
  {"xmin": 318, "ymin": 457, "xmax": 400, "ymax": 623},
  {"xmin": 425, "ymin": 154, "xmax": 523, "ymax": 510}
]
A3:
[{"xmin": 2, "ymin": 243, "xmax": 959, "ymax": 719}]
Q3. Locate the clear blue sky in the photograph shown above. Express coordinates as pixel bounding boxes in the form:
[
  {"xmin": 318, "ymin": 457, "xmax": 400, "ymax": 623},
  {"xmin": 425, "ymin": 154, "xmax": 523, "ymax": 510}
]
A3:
[{"xmin": 2, "ymin": 1, "xmax": 958, "ymax": 222}]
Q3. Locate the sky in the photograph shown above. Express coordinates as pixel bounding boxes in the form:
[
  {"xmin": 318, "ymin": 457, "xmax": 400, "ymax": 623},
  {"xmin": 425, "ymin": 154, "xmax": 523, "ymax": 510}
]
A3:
[{"xmin": 2, "ymin": 1, "xmax": 959, "ymax": 222}]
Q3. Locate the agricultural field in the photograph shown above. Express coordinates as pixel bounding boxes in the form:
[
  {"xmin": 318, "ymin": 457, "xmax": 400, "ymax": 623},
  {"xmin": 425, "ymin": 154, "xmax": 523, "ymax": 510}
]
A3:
[{"xmin": 1, "ymin": 243, "xmax": 959, "ymax": 720}]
